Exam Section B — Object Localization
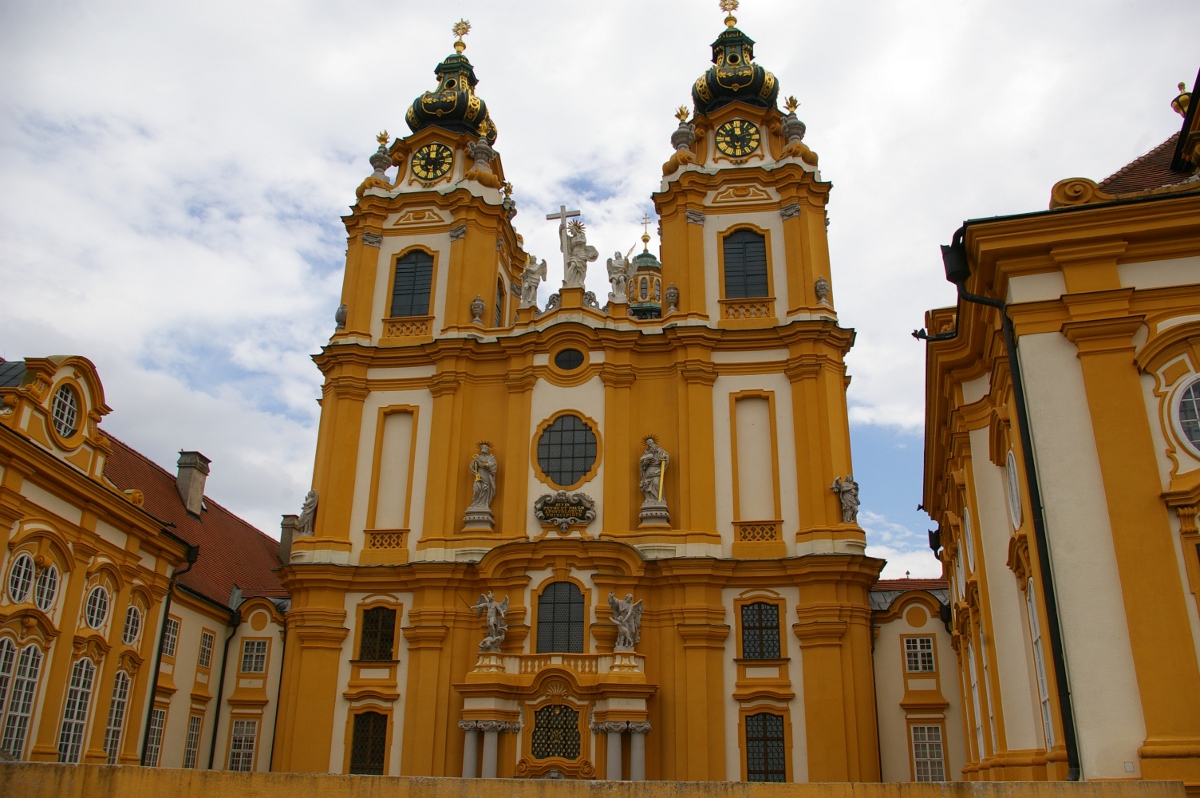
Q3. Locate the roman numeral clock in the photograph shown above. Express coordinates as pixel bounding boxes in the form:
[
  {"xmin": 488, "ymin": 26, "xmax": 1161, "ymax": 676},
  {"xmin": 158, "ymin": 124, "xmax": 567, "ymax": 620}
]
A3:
[{"xmin": 714, "ymin": 119, "xmax": 761, "ymax": 158}]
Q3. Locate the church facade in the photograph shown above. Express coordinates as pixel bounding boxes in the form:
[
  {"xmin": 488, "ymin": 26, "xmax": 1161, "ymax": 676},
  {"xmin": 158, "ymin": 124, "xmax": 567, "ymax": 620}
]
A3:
[{"xmin": 271, "ymin": 10, "xmax": 910, "ymax": 782}]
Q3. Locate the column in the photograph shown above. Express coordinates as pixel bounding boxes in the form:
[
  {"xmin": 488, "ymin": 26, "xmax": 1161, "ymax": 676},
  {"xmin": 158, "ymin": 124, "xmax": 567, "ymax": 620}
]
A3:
[
  {"xmin": 479, "ymin": 721, "xmax": 502, "ymax": 778},
  {"xmin": 459, "ymin": 721, "xmax": 479, "ymax": 778},
  {"xmin": 605, "ymin": 722, "xmax": 626, "ymax": 779},
  {"xmin": 628, "ymin": 722, "xmax": 651, "ymax": 781}
]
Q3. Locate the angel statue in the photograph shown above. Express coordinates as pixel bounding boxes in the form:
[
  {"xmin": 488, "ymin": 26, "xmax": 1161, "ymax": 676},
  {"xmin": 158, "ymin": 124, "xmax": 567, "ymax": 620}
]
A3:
[
  {"xmin": 830, "ymin": 475, "xmax": 860, "ymax": 523},
  {"xmin": 606, "ymin": 247, "xmax": 637, "ymax": 302},
  {"xmin": 561, "ymin": 219, "xmax": 599, "ymax": 288},
  {"xmin": 520, "ymin": 255, "xmax": 546, "ymax": 308},
  {"xmin": 296, "ymin": 490, "xmax": 318, "ymax": 537},
  {"xmin": 471, "ymin": 591, "xmax": 509, "ymax": 653},
  {"xmin": 608, "ymin": 592, "xmax": 644, "ymax": 651}
]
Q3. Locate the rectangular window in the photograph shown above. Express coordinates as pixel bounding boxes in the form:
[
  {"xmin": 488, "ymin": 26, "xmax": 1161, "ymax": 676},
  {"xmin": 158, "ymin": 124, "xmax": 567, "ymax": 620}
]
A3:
[
  {"xmin": 197, "ymin": 631, "xmax": 215, "ymax": 670},
  {"xmin": 967, "ymin": 643, "xmax": 985, "ymax": 759},
  {"xmin": 0, "ymin": 645, "xmax": 43, "ymax": 759},
  {"xmin": 350, "ymin": 711, "xmax": 389, "ymax": 775},
  {"xmin": 144, "ymin": 708, "xmax": 167, "ymax": 767},
  {"xmin": 183, "ymin": 714, "xmax": 203, "ymax": 769},
  {"xmin": 722, "ymin": 229, "xmax": 769, "ymax": 299},
  {"xmin": 102, "ymin": 671, "xmax": 131, "ymax": 764},
  {"xmin": 57, "ymin": 659, "xmax": 96, "ymax": 763},
  {"xmin": 359, "ymin": 608, "xmax": 397, "ymax": 662},
  {"xmin": 228, "ymin": 718, "xmax": 258, "ymax": 772},
  {"xmin": 904, "ymin": 636, "xmax": 935, "ymax": 672},
  {"xmin": 740, "ymin": 602, "xmax": 781, "ymax": 659},
  {"xmin": 744, "ymin": 712, "xmax": 787, "ymax": 782},
  {"xmin": 390, "ymin": 251, "xmax": 434, "ymax": 317},
  {"xmin": 162, "ymin": 617, "xmax": 181, "ymax": 659},
  {"xmin": 241, "ymin": 639, "xmax": 268, "ymax": 674},
  {"xmin": 911, "ymin": 725, "xmax": 946, "ymax": 782},
  {"xmin": 1026, "ymin": 579, "xmax": 1055, "ymax": 747}
]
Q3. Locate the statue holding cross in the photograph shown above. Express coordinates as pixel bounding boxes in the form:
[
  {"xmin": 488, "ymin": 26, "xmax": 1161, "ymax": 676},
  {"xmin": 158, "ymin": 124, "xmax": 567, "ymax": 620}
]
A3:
[{"xmin": 546, "ymin": 205, "xmax": 598, "ymax": 288}]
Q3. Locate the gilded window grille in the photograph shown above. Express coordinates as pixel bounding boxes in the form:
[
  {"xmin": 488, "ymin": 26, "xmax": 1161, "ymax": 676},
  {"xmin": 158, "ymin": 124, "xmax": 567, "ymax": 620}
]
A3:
[{"xmin": 530, "ymin": 705, "xmax": 580, "ymax": 760}]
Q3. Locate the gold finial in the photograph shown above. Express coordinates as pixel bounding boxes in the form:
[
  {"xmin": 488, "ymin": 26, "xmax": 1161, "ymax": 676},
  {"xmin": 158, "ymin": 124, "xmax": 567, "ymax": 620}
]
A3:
[
  {"xmin": 675, "ymin": 105, "xmax": 690, "ymax": 122},
  {"xmin": 452, "ymin": 19, "xmax": 471, "ymax": 53},
  {"xmin": 376, "ymin": 130, "xmax": 389, "ymax": 147},
  {"xmin": 1173, "ymin": 80, "xmax": 1192, "ymax": 118},
  {"xmin": 719, "ymin": 0, "xmax": 738, "ymax": 27},
  {"xmin": 784, "ymin": 96, "xmax": 799, "ymax": 113},
  {"xmin": 502, "ymin": 181, "xmax": 513, "ymax": 197},
  {"xmin": 640, "ymin": 214, "xmax": 653, "ymax": 252}
]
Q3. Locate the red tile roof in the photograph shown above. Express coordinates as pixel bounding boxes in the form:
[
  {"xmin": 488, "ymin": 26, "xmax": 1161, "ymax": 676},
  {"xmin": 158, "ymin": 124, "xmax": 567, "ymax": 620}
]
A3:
[
  {"xmin": 1097, "ymin": 133, "xmax": 1192, "ymax": 194},
  {"xmin": 872, "ymin": 578, "xmax": 948, "ymax": 592},
  {"xmin": 102, "ymin": 436, "xmax": 287, "ymax": 605}
]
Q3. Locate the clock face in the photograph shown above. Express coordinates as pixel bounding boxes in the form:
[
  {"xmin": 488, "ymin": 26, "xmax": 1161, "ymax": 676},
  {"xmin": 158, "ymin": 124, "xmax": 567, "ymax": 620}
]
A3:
[
  {"xmin": 714, "ymin": 120, "xmax": 761, "ymax": 158},
  {"xmin": 411, "ymin": 143, "xmax": 454, "ymax": 180}
]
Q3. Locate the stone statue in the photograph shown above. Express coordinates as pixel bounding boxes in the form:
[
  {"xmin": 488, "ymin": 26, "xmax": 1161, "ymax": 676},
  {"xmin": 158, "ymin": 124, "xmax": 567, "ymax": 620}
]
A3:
[
  {"xmin": 468, "ymin": 443, "xmax": 497, "ymax": 510},
  {"xmin": 608, "ymin": 592, "xmax": 644, "ymax": 651},
  {"xmin": 606, "ymin": 248, "xmax": 637, "ymax": 302},
  {"xmin": 830, "ymin": 475, "xmax": 860, "ymax": 523},
  {"xmin": 561, "ymin": 220, "xmax": 598, "ymax": 288},
  {"xmin": 520, "ymin": 256, "xmax": 547, "ymax": 307},
  {"xmin": 471, "ymin": 591, "xmax": 509, "ymax": 653},
  {"xmin": 638, "ymin": 437, "xmax": 670, "ymax": 527},
  {"xmin": 470, "ymin": 294, "xmax": 485, "ymax": 325},
  {"xmin": 815, "ymin": 275, "xmax": 831, "ymax": 305},
  {"xmin": 296, "ymin": 490, "xmax": 318, "ymax": 537}
]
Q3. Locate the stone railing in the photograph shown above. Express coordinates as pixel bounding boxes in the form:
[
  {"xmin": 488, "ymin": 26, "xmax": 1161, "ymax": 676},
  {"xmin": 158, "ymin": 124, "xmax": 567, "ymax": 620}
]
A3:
[
  {"xmin": 734, "ymin": 521, "xmax": 781, "ymax": 542},
  {"xmin": 720, "ymin": 298, "xmax": 775, "ymax": 320},
  {"xmin": 382, "ymin": 316, "xmax": 433, "ymax": 338},
  {"xmin": 364, "ymin": 529, "xmax": 407, "ymax": 549}
]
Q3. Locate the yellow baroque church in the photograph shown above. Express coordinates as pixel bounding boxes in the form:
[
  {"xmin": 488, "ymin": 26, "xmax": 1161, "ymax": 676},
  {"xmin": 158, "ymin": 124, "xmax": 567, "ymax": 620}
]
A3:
[{"xmin": 272, "ymin": 9, "xmax": 901, "ymax": 783}]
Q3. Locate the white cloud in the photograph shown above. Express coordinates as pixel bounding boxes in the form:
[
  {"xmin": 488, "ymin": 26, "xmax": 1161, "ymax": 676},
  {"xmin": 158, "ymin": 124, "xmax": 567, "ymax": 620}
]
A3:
[{"xmin": 1, "ymin": 0, "xmax": 1195, "ymax": 533}]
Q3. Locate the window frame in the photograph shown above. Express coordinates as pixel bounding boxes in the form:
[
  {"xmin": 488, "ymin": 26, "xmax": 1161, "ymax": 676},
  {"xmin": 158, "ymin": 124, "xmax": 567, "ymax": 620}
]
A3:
[
  {"xmin": 0, "ymin": 642, "xmax": 44, "ymax": 759},
  {"xmin": 48, "ymin": 380, "xmax": 84, "ymax": 446},
  {"xmin": 718, "ymin": 226, "xmax": 773, "ymax": 301},
  {"xmin": 161, "ymin": 615, "xmax": 181, "ymax": 660},
  {"xmin": 57, "ymin": 657, "xmax": 96, "ymax": 763},
  {"xmin": 182, "ymin": 713, "xmax": 204, "ymax": 769},
  {"xmin": 34, "ymin": 564, "xmax": 59, "ymax": 612},
  {"xmin": 239, "ymin": 638, "xmax": 270, "ymax": 675},
  {"xmin": 902, "ymin": 635, "xmax": 937, "ymax": 674},
  {"xmin": 6, "ymin": 553, "xmax": 35, "ymax": 604},
  {"xmin": 84, "ymin": 586, "xmax": 110, "ymax": 630},
  {"xmin": 740, "ymin": 705, "xmax": 791, "ymax": 783},
  {"xmin": 227, "ymin": 716, "xmax": 259, "ymax": 772},
  {"xmin": 1173, "ymin": 374, "xmax": 1200, "ymax": 459},
  {"xmin": 534, "ymin": 578, "xmax": 588, "ymax": 655},
  {"xmin": 386, "ymin": 246, "xmax": 437, "ymax": 320},
  {"xmin": 347, "ymin": 709, "xmax": 391, "ymax": 775},
  {"xmin": 197, "ymin": 629, "xmax": 216, "ymax": 671},
  {"xmin": 909, "ymin": 722, "xmax": 948, "ymax": 782},
  {"xmin": 736, "ymin": 599, "xmax": 784, "ymax": 661},
  {"xmin": 143, "ymin": 706, "xmax": 167, "ymax": 767},
  {"xmin": 531, "ymin": 410, "xmax": 603, "ymax": 491},
  {"xmin": 356, "ymin": 605, "xmax": 398, "ymax": 662},
  {"xmin": 102, "ymin": 670, "xmax": 131, "ymax": 765}
]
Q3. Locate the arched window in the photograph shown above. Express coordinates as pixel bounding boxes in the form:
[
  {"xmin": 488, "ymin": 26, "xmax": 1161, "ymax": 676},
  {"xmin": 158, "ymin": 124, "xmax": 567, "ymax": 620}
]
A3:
[
  {"xmin": 103, "ymin": 671, "xmax": 131, "ymax": 764},
  {"xmin": 745, "ymin": 712, "xmax": 786, "ymax": 782},
  {"xmin": 723, "ymin": 229, "xmax": 769, "ymax": 299},
  {"xmin": 0, "ymin": 643, "xmax": 43, "ymax": 759},
  {"xmin": 58, "ymin": 658, "xmax": 96, "ymax": 763},
  {"xmin": 349, "ymin": 711, "xmax": 389, "ymax": 775},
  {"xmin": 537, "ymin": 581, "xmax": 585, "ymax": 653},
  {"xmin": 389, "ymin": 250, "xmax": 434, "ymax": 317},
  {"xmin": 640, "ymin": 277, "xmax": 649, "ymax": 300}
]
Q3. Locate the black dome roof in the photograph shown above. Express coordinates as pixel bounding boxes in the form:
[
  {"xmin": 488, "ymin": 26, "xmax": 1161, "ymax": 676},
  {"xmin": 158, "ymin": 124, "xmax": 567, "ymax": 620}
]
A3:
[
  {"xmin": 405, "ymin": 47, "xmax": 497, "ymax": 143},
  {"xmin": 691, "ymin": 24, "xmax": 778, "ymax": 116}
]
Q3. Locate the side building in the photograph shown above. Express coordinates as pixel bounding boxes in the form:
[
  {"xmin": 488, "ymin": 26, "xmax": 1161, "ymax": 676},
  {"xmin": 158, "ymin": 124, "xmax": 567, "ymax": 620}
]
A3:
[
  {"xmin": 920, "ymin": 75, "xmax": 1200, "ymax": 787},
  {"xmin": 0, "ymin": 356, "xmax": 287, "ymax": 772}
]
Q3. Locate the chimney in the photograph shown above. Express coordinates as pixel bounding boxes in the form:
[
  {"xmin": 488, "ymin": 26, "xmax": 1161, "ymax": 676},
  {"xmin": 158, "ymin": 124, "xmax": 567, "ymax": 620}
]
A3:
[
  {"xmin": 279, "ymin": 514, "xmax": 299, "ymax": 563},
  {"xmin": 175, "ymin": 451, "xmax": 211, "ymax": 517}
]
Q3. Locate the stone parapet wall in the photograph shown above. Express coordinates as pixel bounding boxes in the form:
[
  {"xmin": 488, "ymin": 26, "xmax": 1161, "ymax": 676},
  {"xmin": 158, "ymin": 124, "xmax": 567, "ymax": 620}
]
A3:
[{"xmin": 0, "ymin": 764, "xmax": 1192, "ymax": 798}]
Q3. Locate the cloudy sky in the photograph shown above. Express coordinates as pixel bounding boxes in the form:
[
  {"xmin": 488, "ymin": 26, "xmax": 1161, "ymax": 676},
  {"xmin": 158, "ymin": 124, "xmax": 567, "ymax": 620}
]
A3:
[{"xmin": 1, "ymin": 1, "xmax": 1195, "ymax": 578}]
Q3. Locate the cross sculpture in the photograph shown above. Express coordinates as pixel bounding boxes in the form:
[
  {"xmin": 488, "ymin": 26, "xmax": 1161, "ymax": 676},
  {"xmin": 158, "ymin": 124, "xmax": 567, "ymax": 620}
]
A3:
[
  {"xmin": 546, "ymin": 204, "xmax": 581, "ymax": 275},
  {"xmin": 547, "ymin": 204, "xmax": 597, "ymax": 288}
]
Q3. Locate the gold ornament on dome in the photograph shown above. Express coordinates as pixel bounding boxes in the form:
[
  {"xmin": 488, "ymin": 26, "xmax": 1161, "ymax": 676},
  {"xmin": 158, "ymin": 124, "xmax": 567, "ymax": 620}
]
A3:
[
  {"xmin": 719, "ymin": 0, "xmax": 738, "ymax": 27},
  {"xmin": 452, "ymin": 19, "xmax": 471, "ymax": 53},
  {"xmin": 376, "ymin": 130, "xmax": 389, "ymax": 147},
  {"xmin": 675, "ymin": 105, "xmax": 690, "ymax": 122},
  {"xmin": 784, "ymin": 96, "xmax": 799, "ymax": 113}
]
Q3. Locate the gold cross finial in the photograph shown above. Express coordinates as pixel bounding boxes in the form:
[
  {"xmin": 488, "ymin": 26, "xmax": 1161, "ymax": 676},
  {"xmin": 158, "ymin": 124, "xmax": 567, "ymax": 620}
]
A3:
[
  {"xmin": 719, "ymin": 0, "xmax": 738, "ymax": 27},
  {"xmin": 453, "ymin": 19, "xmax": 471, "ymax": 53},
  {"xmin": 376, "ymin": 130, "xmax": 389, "ymax": 148},
  {"xmin": 641, "ymin": 214, "xmax": 653, "ymax": 250}
]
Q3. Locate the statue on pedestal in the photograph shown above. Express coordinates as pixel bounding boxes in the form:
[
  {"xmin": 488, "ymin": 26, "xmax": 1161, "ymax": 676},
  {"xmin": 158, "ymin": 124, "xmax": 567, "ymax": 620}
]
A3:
[
  {"xmin": 296, "ymin": 490, "xmax": 318, "ymax": 537},
  {"xmin": 471, "ymin": 591, "xmax": 509, "ymax": 653},
  {"xmin": 606, "ymin": 248, "xmax": 636, "ymax": 303},
  {"xmin": 561, "ymin": 220, "xmax": 598, "ymax": 288},
  {"xmin": 463, "ymin": 443, "xmax": 498, "ymax": 530},
  {"xmin": 608, "ymin": 592, "xmax": 644, "ymax": 651},
  {"xmin": 638, "ymin": 436, "xmax": 670, "ymax": 527},
  {"xmin": 520, "ymin": 255, "xmax": 547, "ymax": 308}
]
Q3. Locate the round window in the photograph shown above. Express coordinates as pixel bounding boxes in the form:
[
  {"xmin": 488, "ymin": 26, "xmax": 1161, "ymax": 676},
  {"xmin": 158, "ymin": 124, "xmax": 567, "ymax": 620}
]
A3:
[
  {"xmin": 553, "ymin": 349, "xmax": 585, "ymax": 371},
  {"xmin": 85, "ymin": 586, "xmax": 109, "ymax": 629},
  {"xmin": 536, "ymin": 414, "xmax": 598, "ymax": 488},
  {"xmin": 1006, "ymin": 449, "xmax": 1023, "ymax": 530},
  {"xmin": 122, "ymin": 606, "xmax": 142, "ymax": 645},
  {"xmin": 35, "ymin": 565, "xmax": 59, "ymax": 611},
  {"xmin": 7, "ymin": 553, "xmax": 34, "ymax": 603},
  {"xmin": 1177, "ymin": 378, "xmax": 1200, "ymax": 456},
  {"xmin": 51, "ymin": 384, "xmax": 79, "ymax": 438}
]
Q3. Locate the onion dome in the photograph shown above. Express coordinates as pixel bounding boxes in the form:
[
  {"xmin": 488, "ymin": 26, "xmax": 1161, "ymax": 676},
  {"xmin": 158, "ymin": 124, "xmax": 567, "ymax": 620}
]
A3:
[
  {"xmin": 405, "ymin": 20, "xmax": 497, "ymax": 144},
  {"xmin": 692, "ymin": 2, "xmax": 779, "ymax": 115}
]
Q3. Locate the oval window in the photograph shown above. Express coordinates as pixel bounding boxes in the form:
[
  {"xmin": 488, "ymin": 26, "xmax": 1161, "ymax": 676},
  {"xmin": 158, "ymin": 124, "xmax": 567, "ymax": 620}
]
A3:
[
  {"xmin": 35, "ymin": 564, "xmax": 59, "ymax": 611},
  {"xmin": 553, "ymin": 349, "xmax": 584, "ymax": 371},
  {"xmin": 51, "ymin": 384, "xmax": 79, "ymax": 438},
  {"xmin": 1006, "ymin": 450, "xmax": 1023, "ymax": 530},
  {"xmin": 122, "ymin": 606, "xmax": 142, "ymax": 645},
  {"xmin": 536, "ymin": 415, "xmax": 598, "ymax": 488},
  {"xmin": 1177, "ymin": 378, "xmax": 1200, "ymax": 456},
  {"xmin": 7, "ymin": 553, "xmax": 34, "ymax": 603},
  {"xmin": 85, "ymin": 586, "xmax": 110, "ymax": 629}
]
